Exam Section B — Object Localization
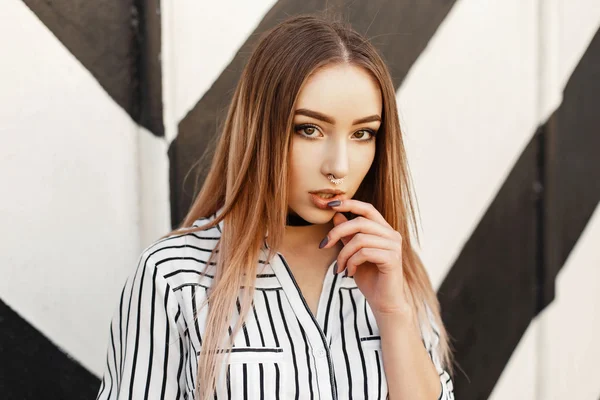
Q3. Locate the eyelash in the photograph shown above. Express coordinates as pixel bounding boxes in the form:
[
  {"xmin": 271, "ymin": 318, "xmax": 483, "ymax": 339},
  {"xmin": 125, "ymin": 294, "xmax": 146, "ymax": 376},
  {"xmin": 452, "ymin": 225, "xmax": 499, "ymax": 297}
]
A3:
[{"xmin": 294, "ymin": 123, "xmax": 377, "ymax": 142}]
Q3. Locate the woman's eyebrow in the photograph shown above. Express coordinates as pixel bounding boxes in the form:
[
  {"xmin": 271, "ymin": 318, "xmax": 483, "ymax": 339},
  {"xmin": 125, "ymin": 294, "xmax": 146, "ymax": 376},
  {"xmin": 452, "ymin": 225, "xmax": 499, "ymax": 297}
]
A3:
[{"xmin": 295, "ymin": 108, "xmax": 381, "ymax": 125}]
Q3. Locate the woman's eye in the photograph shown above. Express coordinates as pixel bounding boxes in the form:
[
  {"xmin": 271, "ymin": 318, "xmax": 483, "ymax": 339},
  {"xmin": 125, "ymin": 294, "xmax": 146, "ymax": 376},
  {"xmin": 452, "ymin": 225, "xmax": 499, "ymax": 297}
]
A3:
[
  {"xmin": 354, "ymin": 130, "xmax": 376, "ymax": 141},
  {"xmin": 295, "ymin": 124, "xmax": 321, "ymax": 139},
  {"xmin": 294, "ymin": 124, "xmax": 376, "ymax": 142},
  {"xmin": 354, "ymin": 130, "xmax": 368, "ymax": 139},
  {"xmin": 303, "ymin": 127, "xmax": 317, "ymax": 136}
]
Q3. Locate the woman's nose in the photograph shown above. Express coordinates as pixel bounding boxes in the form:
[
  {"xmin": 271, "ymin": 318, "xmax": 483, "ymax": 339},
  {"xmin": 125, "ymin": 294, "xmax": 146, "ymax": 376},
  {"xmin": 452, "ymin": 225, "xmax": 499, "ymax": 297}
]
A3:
[{"xmin": 323, "ymin": 139, "xmax": 350, "ymax": 177}]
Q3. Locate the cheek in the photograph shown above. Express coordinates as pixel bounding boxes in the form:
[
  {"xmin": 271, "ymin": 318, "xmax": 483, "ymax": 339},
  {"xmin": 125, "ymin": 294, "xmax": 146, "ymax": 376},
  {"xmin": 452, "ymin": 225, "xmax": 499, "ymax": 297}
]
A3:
[
  {"xmin": 351, "ymin": 145, "xmax": 376, "ymax": 176},
  {"xmin": 287, "ymin": 142, "xmax": 313, "ymax": 194},
  {"xmin": 289, "ymin": 139, "xmax": 315, "ymax": 176}
]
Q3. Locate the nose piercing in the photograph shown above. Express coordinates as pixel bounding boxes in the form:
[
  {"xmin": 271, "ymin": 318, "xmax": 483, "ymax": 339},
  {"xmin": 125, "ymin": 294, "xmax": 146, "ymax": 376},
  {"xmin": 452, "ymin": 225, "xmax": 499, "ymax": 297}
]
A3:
[{"xmin": 327, "ymin": 174, "xmax": 345, "ymax": 185}]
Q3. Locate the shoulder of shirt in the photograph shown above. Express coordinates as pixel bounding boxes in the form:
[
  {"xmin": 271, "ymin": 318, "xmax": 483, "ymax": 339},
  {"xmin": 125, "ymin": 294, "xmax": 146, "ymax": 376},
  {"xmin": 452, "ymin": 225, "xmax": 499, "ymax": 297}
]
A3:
[
  {"xmin": 135, "ymin": 211, "xmax": 276, "ymax": 294},
  {"xmin": 136, "ymin": 212, "xmax": 223, "ymax": 292}
]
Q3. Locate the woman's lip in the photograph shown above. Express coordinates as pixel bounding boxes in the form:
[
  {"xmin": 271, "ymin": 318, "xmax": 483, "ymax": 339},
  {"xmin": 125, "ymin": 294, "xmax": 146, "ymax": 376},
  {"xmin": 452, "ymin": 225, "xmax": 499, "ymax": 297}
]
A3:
[{"xmin": 309, "ymin": 193, "xmax": 345, "ymax": 210}]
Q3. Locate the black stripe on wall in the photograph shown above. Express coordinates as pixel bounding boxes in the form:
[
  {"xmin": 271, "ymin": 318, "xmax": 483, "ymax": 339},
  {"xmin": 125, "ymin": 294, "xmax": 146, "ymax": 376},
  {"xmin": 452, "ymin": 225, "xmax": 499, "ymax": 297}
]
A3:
[
  {"xmin": 542, "ymin": 27, "xmax": 600, "ymax": 309},
  {"xmin": 22, "ymin": 0, "xmax": 164, "ymax": 136},
  {"xmin": 438, "ymin": 26, "xmax": 600, "ymax": 400},
  {"xmin": 0, "ymin": 298, "xmax": 99, "ymax": 400},
  {"xmin": 438, "ymin": 134, "xmax": 539, "ymax": 400},
  {"xmin": 169, "ymin": 0, "xmax": 458, "ymax": 226}
]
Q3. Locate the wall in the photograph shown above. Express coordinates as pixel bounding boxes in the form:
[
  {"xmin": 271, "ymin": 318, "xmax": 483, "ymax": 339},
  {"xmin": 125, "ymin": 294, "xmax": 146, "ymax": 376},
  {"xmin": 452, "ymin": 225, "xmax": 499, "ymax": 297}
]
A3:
[{"xmin": 0, "ymin": 0, "xmax": 598, "ymax": 398}]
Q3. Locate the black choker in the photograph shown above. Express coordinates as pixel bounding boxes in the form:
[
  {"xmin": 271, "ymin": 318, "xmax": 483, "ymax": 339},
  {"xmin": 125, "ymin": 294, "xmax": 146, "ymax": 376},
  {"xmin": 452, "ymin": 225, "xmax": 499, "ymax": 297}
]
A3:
[{"xmin": 286, "ymin": 212, "xmax": 313, "ymax": 226}]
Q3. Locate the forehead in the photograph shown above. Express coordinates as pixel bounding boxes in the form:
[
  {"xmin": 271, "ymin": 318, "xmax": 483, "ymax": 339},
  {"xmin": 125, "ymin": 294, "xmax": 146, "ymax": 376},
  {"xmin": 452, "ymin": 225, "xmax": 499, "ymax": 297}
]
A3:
[{"xmin": 295, "ymin": 64, "xmax": 382, "ymax": 120}]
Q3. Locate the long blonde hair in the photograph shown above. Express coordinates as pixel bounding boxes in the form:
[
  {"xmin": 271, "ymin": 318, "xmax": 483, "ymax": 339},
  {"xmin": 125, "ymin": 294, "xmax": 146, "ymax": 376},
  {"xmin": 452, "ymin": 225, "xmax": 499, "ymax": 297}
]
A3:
[{"xmin": 161, "ymin": 13, "xmax": 454, "ymax": 399}]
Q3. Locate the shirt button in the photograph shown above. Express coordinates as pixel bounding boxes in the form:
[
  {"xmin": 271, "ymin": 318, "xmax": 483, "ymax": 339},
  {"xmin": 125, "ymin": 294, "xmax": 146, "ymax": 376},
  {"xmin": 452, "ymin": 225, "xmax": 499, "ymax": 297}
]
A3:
[{"xmin": 314, "ymin": 347, "xmax": 327, "ymax": 358}]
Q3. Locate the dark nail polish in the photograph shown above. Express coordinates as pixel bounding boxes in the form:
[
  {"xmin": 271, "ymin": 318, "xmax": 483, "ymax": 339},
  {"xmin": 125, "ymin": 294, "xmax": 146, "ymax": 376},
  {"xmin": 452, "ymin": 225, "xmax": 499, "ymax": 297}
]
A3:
[
  {"xmin": 327, "ymin": 200, "xmax": 341, "ymax": 207},
  {"xmin": 319, "ymin": 236, "xmax": 329, "ymax": 249}
]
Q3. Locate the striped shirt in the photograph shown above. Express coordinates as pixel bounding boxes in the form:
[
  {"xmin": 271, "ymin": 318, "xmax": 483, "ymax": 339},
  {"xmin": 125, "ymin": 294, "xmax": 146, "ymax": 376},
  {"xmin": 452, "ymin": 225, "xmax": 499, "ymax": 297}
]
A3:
[{"xmin": 96, "ymin": 208, "xmax": 455, "ymax": 399}]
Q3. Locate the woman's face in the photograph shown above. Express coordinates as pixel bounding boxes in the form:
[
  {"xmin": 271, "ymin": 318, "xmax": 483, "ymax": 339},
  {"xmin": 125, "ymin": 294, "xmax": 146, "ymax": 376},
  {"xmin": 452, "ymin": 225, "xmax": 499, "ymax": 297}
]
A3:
[{"xmin": 288, "ymin": 63, "xmax": 382, "ymax": 224}]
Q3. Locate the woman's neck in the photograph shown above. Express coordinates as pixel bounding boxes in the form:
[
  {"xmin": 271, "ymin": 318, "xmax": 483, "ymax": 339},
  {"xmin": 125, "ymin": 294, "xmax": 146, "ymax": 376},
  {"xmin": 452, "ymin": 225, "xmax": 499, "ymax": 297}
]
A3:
[
  {"xmin": 280, "ymin": 218, "xmax": 343, "ymax": 266},
  {"xmin": 283, "ymin": 223, "xmax": 331, "ymax": 249}
]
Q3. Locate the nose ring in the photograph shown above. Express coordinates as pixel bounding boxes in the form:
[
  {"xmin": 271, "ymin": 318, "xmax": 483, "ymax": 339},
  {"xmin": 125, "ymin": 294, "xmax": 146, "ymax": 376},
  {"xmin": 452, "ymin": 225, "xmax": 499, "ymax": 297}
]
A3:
[{"xmin": 327, "ymin": 174, "xmax": 344, "ymax": 185}]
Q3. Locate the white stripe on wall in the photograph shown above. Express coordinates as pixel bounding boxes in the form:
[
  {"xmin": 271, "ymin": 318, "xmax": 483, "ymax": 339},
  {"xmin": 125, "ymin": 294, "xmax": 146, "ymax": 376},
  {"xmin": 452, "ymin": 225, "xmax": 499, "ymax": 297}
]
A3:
[
  {"xmin": 0, "ymin": 1, "xmax": 169, "ymax": 376},
  {"xmin": 537, "ymin": 203, "xmax": 600, "ymax": 399},
  {"xmin": 137, "ymin": 126, "xmax": 171, "ymax": 249},
  {"xmin": 164, "ymin": 0, "xmax": 278, "ymax": 128},
  {"xmin": 397, "ymin": 0, "xmax": 540, "ymax": 290}
]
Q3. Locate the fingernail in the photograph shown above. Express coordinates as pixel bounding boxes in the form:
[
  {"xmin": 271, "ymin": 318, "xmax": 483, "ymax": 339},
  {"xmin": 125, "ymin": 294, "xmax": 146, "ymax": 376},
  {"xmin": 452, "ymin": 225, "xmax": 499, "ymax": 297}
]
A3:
[
  {"xmin": 327, "ymin": 200, "xmax": 341, "ymax": 207},
  {"xmin": 319, "ymin": 236, "xmax": 329, "ymax": 249}
]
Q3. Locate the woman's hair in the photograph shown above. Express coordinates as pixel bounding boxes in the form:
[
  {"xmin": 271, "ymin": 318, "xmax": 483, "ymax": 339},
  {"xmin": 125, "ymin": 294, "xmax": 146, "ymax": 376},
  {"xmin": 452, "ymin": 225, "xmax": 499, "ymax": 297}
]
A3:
[{"xmin": 160, "ymin": 13, "xmax": 454, "ymax": 399}]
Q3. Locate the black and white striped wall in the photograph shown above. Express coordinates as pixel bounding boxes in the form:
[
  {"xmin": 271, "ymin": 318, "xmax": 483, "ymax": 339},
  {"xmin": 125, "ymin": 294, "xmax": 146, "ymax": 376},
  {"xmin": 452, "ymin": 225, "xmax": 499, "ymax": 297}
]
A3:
[{"xmin": 1, "ymin": 1, "xmax": 598, "ymax": 399}]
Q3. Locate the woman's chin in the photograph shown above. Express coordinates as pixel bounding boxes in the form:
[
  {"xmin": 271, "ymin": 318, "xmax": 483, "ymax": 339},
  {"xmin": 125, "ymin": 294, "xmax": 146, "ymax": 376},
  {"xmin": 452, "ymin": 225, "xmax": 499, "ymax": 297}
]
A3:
[{"xmin": 298, "ymin": 208, "xmax": 335, "ymax": 224}]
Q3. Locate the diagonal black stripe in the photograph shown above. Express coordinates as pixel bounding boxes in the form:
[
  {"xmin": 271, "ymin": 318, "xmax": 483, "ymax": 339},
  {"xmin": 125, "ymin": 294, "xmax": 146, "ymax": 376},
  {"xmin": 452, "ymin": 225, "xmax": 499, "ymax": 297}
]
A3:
[
  {"xmin": 438, "ymin": 26, "xmax": 600, "ymax": 400},
  {"xmin": 438, "ymin": 135, "xmax": 540, "ymax": 400},
  {"xmin": 22, "ymin": 0, "xmax": 164, "ymax": 136},
  {"xmin": 169, "ymin": 0, "xmax": 458, "ymax": 226},
  {"xmin": 542, "ymin": 27, "xmax": 600, "ymax": 309},
  {"xmin": 0, "ymin": 297, "xmax": 99, "ymax": 399}
]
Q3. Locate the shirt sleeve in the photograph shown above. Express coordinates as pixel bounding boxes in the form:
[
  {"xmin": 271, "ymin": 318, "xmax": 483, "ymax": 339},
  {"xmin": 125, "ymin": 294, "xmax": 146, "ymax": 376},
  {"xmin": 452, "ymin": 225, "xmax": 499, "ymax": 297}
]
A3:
[
  {"xmin": 422, "ymin": 302, "xmax": 455, "ymax": 400},
  {"xmin": 96, "ymin": 250, "xmax": 188, "ymax": 400}
]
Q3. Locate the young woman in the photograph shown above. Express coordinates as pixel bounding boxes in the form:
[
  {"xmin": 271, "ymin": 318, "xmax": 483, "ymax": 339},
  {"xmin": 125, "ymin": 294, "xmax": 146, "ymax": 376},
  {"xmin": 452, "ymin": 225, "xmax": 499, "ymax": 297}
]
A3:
[{"xmin": 97, "ymin": 14, "xmax": 455, "ymax": 400}]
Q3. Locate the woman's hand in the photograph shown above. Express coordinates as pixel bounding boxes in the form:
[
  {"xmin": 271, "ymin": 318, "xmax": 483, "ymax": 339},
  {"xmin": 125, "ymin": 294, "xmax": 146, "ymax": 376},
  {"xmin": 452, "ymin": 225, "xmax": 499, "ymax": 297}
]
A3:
[{"xmin": 319, "ymin": 199, "xmax": 412, "ymax": 318}]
